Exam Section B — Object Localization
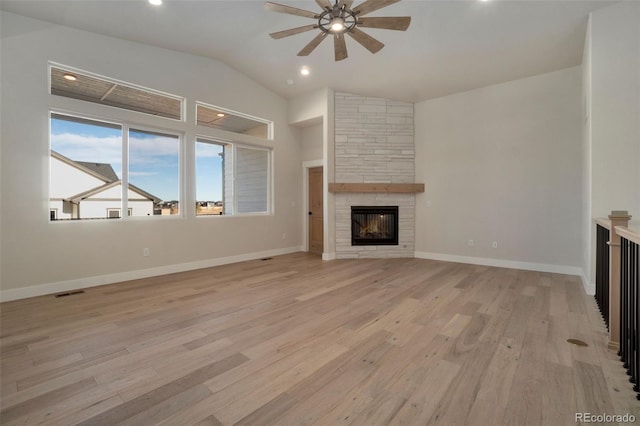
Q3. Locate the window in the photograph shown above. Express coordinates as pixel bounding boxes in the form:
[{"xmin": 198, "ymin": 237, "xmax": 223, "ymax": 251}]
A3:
[
  {"xmin": 50, "ymin": 65, "xmax": 183, "ymax": 120},
  {"xmin": 47, "ymin": 66, "xmax": 274, "ymax": 221},
  {"xmin": 50, "ymin": 113, "xmax": 181, "ymax": 220},
  {"xmin": 196, "ymin": 103, "xmax": 272, "ymax": 140},
  {"xmin": 129, "ymin": 129, "xmax": 180, "ymax": 216},
  {"xmin": 195, "ymin": 141, "xmax": 272, "ymax": 216},
  {"xmin": 195, "ymin": 139, "xmax": 227, "ymax": 216},
  {"xmin": 107, "ymin": 208, "xmax": 132, "ymax": 218}
]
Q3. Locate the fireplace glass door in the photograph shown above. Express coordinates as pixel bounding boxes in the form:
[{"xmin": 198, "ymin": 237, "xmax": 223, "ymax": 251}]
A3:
[{"xmin": 351, "ymin": 206, "xmax": 399, "ymax": 246}]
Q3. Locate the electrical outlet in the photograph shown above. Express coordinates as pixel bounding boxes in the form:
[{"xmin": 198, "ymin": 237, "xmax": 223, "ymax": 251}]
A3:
[
  {"xmin": 492, "ymin": 241, "xmax": 498, "ymax": 249},
  {"xmin": 467, "ymin": 240, "xmax": 474, "ymax": 247},
  {"xmin": 143, "ymin": 248, "xmax": 150, "ymax": 257}
]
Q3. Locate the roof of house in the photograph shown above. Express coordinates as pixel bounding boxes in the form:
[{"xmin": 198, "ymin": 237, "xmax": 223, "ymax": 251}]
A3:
[
  {"xmin": 76, "ymin": 161, "xmax": 119, "ymax": 182},
  {"xmin": 51, "ymin": 150, "xmax": 162, "ymax": 203},
  {"xmin": 67, "ymin": 180, "xmax": 162, "ymax": 204}
]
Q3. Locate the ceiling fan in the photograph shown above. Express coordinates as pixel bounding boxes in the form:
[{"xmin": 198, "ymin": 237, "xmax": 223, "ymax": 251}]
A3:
[{"xmin": 265, "ymin": 0, "xmax": 411, "ymax": 61}]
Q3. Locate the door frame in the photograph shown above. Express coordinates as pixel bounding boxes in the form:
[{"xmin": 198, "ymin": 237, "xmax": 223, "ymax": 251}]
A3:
[{"xmin": 302, "ymin": 160, "xmax": 324, "ymax": 253}]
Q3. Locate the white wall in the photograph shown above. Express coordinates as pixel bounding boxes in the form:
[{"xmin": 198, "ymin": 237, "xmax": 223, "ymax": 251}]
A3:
[
  {"xmin": 582, "ymin": 1, "xmax": 640, "ymax": 292},
  {"xmin": 300, "ymin": 123, "xmax": 323, "ymax": 163},
  {"xmin": 590, "ymin": 2, "xmax": 640, "ymax": 222},
  {"xmin": 0, "ymin": 12, "xmax": 302, "ymax": 299},
  {"xmin": 288, "ymin": 88, "xmax": 336, "ymax": 259},
  {"xmin": 415, "ymin": 67, "xmax": 583, "ymax": 273},
  {"xmin": 582, "ymin": 15, "xmax": 593, "ymax": 290}
]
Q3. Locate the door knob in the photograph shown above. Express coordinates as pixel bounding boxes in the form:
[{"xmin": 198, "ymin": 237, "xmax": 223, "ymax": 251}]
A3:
[{"xmin": 308, "ymin": 211, "xmax": 312, "ymax": 215}]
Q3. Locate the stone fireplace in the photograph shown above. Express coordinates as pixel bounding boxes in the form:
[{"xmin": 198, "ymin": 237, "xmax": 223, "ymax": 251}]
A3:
[{"xmin": 334, "ymin": 92, "xmax": 416, "ymax": 259}]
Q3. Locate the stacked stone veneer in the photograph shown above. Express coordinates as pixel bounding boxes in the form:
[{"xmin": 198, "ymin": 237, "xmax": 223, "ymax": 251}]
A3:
[{"xmin": 334, "ymin": 92, "xmax": 415, "ymax": 259}]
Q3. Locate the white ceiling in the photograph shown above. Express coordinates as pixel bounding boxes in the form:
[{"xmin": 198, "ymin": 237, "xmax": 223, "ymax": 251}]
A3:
[{"xmin": 0, "ymin": 0, "xmax": 615, "ymax": 103}]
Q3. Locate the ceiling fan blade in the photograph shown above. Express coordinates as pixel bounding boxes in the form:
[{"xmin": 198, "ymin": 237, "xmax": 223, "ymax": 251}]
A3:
[
  {"xmin": 298, "ymin": 32, "xmax": 328, "ymax": 56},
  {"xmin": 352, "ymin": 0, "xmax": 400, "ymax": 16},
  {"xmin": 347, "ymin": 27, "xmax": 384, "ymax": 53},
  {"xmin": 315, "ymin": 0, "xmax": 333, "ymax": 10},
  {"xmin": 265, "ymin": 2, "xmax": 319, "ymax": 19},
  {"xmin": 357, "ymin": 16, "xmax": 410, "ymax": 31},
  {"xmin": 334, "ymin": 34, "xmax": 348, "ymax": 61},
  {"xmin": 270, "ymin": 25, "xmax": 318, "ymax": 39}
]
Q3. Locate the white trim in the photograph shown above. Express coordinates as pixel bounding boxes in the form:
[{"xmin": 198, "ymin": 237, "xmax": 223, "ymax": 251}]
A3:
[
  {"xmin": 302, "ymin": 160, "xmax": 324, "ymax": 252},
  {"xmin": 322, "ymin": 252, "xmax": 336, "ymax": 261},
  {"xmin": 582, "ymin": 274, "xmax": 596, "ymax": 296},
  {"xmin": 0, "ymin": 246, "xmax": 302, "ymax": 302},
  {"xmin": 414, "ymin": 251, "xmax": 583, "ymax": 276}
]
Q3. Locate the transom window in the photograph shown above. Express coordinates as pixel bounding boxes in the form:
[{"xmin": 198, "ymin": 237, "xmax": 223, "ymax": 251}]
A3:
[
  {"xmin": 196, "ymin": 102, "xmax": 272, "ymax": 140},
  {"xmin": 50, "ymin": 65, "xmax": 184, "ymax": 120}
]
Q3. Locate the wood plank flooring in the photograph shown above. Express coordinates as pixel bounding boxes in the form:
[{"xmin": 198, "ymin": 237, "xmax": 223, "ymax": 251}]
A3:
[{"xmin": 1, "ymin": 253, "xmax": 638, "ymax": 425}]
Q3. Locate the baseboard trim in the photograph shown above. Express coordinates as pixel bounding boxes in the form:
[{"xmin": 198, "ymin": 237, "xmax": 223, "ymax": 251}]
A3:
[
  {"xmin": 414, "ymin": 251, "xmax": 582, "ymax": 277},
  {"xmin": 0, "ymin": 246, "xmax": 302, "ymax": 302},
  {"xmin": 322, "ymin": 252, "xmax": 336, "ymax": 261},
  {"xmin": 582, "ymin": 274, "xmax": 596, "ymax": 296}
]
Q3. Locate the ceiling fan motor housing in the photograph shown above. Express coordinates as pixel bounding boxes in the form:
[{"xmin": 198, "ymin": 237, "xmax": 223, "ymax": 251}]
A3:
[{"xmin": 318, "ymin": 3, "xmax": 358, "ymax": 34}]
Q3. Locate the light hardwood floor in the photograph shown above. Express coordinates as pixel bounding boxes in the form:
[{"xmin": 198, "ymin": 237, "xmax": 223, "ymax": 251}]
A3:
[{"xmin": 1, "ymin": 253, "xmax": 638, "ymax": 425}]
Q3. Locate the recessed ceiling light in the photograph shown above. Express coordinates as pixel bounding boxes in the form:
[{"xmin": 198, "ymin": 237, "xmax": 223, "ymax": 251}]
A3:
[
  {"xmin": 217, "ymin": 113, "xmax": 225, "ymax": 117},
  {"xmin": 149, "ymin": 0, "xmax": 162, "ymax": 5},
  {"xmin": 63, "ymin": 73, "xmax": 77, "ymax": 81},
  {"xmin": 300, "ymin": 67, "xmax": 310, "ymax": 76}
]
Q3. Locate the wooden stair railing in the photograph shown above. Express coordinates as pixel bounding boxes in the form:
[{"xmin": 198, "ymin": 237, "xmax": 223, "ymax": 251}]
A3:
[
  {"xmin": 616, "ymin": 225, "xmax": 640, "ymax": 400},
  {"xmin": 594, "ymin": 211, "xmax": 639, "ymax": 400}
]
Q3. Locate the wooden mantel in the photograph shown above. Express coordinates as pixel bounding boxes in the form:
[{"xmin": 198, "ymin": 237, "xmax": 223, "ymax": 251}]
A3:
[{"xmin": 328, "ymin": 183, "xmax": 425, "ymax": 193}]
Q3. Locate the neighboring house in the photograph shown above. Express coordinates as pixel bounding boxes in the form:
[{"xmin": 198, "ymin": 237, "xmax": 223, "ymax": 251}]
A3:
[{"xmin": 50, "ymin": 151, "xmax": 161, "ymax": 220}]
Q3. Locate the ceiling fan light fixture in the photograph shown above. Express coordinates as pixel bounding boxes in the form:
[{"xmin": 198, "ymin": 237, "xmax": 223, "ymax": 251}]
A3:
[
  {"xmin": 330, "ymin": 17, "xmax": 345, "ymax": 32},
  {"xmin": 300, "ymin": 66, "xmax": 310, "ymax": 76},
  {"xmin": 148, "ymin": 0, "xmax": 162, "ymax": 6},
  {"xmin": 265, "ymin": 0, "xmax": 411, "ymax": 61}
]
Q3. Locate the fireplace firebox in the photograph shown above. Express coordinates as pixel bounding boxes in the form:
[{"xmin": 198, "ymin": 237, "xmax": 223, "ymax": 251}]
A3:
[{"xmin": 351, "ymin": 206, "xmax": 399, "ymax": 246}]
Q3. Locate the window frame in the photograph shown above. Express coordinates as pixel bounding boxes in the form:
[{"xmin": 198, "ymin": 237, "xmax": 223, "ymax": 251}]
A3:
[
  {"xmin": 49, "ymin": 110, "xmax": 184, "ymax": 222},
  {"xmin": 195, "ymin": 101, "xmax": 274, "ymax": 141},
  {"xmin": 46, "ymin": 65, "xmax": 277, "ymax": 223},
  {"xmin": 49, "ymin": 62, "xmax": 186, "ymax": 122},
  {"xmin": 194, "ymin": 138, "xmax": 274, "ymax": 218},
  {"xmin": 195, "ymin": 136, "xmax": 229, "ymax": 217}
]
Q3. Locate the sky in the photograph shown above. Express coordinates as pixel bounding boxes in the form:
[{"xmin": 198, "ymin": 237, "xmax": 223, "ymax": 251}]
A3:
[{"xmin": 51, "ymin": 116, "xmax": 223, "ymax": 202}]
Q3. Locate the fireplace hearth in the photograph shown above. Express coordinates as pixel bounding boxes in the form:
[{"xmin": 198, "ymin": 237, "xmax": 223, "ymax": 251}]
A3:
[{"xmin": 351, "ymin": 206, "xmax": 399, "ymax": 246}]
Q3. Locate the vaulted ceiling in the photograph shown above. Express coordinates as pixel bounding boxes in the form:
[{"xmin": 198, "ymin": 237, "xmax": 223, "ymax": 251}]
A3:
[{"xmin": 0, "ymin": 0, "xmax": 613, "ymax": 102}]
